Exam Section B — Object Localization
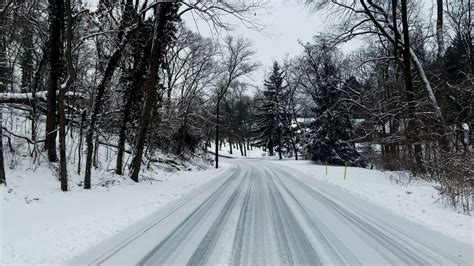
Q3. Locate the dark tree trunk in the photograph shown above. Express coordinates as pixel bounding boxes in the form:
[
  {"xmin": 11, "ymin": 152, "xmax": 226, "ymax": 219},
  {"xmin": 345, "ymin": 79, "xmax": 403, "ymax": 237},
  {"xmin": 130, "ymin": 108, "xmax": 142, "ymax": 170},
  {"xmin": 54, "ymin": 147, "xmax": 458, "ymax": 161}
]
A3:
[
  {"xmin": 84, "ymin": 44, "xmax": 126, "ymax": 189},
  {"xmin": 0, "ymin": 111, "xmax": 5, "ymax": 185},
  {"xmin": 229, "ymin": 137, "xmax": 233, "ymax": 154},
  {"xmin": 45, "ymin": 0, "xmax": 64, "ymax": 163},
  {"xmin": 59, "ymin": 0, "xmax": 76, "ymax": 192},
  {"xmin": 392, "ymin": 0, "xmax": 399, "ymax": 59},
  {"xmin": 436, "ymin": 0, "xmax": 444, "ymax": 58},
  {"xmin": 401, "ymin": 0, "xmax": 423, "ymax": 172},
  {"xmin": 0, "ymin": 111, "xmax": 4, "ymax": 185},
  {"xmin": 116, "ymin": 87, "xmax": 134, "ymax": 175},
  {"xmin": 0, "ymin": 0, "xmax": 7, "ymax": 185},
  {"xmin": 130, "ymin": 3, "xmax": 175, "ymax": 182},
  {"xmin": 77, "ymin": 109, "xmax": 86, "ymax": 175},
  {"xmin": 215, "ymin": 99, "xmax": 220, "ymax": 168},
  {"xmin": 20, "ymin": 26, "xmax": 33, "ymax": 92},
  {"xmin": 58, "ymin": 85, "xmax": 68, "ymax": 191},
  {"xmin": 115, "ymin": 0, "xmax": 138, "ymax": 176},
  {"xmin": 291, "ymin": 138, "xmax": 298, "ymax": 160},
  {"xmin": 268, "ymin": 137, "xmax": 274, "ymax": 156},
  {"xmin": 239, "ymin": 140, "xmax": 244, "ymax": 156}
]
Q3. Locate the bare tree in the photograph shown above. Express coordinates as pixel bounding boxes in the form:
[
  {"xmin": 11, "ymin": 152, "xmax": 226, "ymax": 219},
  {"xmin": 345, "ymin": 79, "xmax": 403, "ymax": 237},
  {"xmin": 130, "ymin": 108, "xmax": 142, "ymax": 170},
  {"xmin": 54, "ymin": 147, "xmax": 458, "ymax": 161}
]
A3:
[
  {"xmin": 83, "ymin": 7, "xmax": 138, "ymax": 188},
  {"xmin": 214, "ymin": 36, "xmax": 258, "ymax": 168},
  {"xmin": 436, "ymin": 0, "xmax": 444, "ymax": 58},
  {"xmin": 307, "ymin": 0, "xmax": 445, "ymax": 122},
  {"xmin": 57, "ymin": 0, "xmax": 76, "ymax": 191},
  {"xmin": 130, "ymin": 3, "xmax": 179, "ymax": 182},
  {"xmin": 44, "ymin": 0, "xmax": 64, "ymax": 163},
  {"xmin": 0, "ymin": 0, "xmax": 7, "ymax": 184}
]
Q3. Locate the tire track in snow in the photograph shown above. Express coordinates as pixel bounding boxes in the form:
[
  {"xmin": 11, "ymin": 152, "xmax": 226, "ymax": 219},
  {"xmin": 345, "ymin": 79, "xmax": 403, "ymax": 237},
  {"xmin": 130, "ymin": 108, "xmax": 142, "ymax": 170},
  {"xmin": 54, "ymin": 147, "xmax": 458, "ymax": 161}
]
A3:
[
  {"xmin": 267, "ymin": 165, "xmax": 360, "ymax": 265},
  {"xmin": 264, "ymin": 168, "xmax": 322, "ymax": 265},
  {"xmin": 139, "ymin": 165, "xmax": 249, "ymax": 265},
  {"xmin": 89, "ymin": 165, "xmax": 240, "ymax": 265},
  {"xmin": 269, "ymin": 163, "xmax": 466, "ymax": 265},
  {"xmin": 230, "ymin": 167, "xmax": 254, "ymax": 266},
  {"xmin": 84, "ymin": 160, "xmax": 472, "ymax": 265},
  {"xmin": 187, "ymin": 172, "xmax": 249, "ymax": 265}
]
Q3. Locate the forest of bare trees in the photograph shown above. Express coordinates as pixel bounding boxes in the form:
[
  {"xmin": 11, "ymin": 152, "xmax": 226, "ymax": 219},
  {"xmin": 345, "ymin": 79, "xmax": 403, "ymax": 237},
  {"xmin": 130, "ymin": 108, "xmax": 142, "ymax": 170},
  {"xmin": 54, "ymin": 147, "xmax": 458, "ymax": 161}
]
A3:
[
  {"xmin": 0, "ymin": 0, "xmax": 472, "ymax": 211},
  {"xmin": 0, "ymin": 0, "xmax": 263, "ymax": 190},
  {"xmin": 294, "ymin": 0, "xmax": 473, "ymax": 210}
]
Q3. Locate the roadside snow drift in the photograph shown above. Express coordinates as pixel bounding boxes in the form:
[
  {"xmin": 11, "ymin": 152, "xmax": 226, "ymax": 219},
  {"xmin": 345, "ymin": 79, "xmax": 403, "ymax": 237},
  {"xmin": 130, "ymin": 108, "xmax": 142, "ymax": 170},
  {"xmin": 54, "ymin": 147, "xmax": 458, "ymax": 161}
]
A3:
[{"xmin": 0, "ymin": 161, "xmax": 229, "ymax": 265}]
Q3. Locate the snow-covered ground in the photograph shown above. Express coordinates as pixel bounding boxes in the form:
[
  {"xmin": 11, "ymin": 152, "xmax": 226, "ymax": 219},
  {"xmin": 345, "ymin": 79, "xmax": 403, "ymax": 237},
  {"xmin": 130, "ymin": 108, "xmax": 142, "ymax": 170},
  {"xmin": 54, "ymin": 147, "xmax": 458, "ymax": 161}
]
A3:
[
  {"xmin": 72, "ymin": 159, "xmax": 473, "ymax": 265},
  {"xmin": 270, "ymin": 159, "xmax": 473, "ymax": 245},
  {"xmin": 0, "ymin": 109, "xmax": 232, "ymax": 265},
  {"xmin": 209, "ymin": 142, "xmax": 268, "ymax": 158},
  {"xmin": 0, "ymin": 157, "xmax": 229, "ymax": 265}
]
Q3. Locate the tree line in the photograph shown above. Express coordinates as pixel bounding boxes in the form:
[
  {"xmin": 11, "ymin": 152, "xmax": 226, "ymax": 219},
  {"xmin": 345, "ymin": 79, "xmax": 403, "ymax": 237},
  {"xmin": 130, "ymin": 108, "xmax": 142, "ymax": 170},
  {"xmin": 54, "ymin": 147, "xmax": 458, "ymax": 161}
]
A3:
[
  {"xmin": 0, "ymin": 0, "xmax": 263, "ymax": 190},
  {"xmin": 250, "ymin": 0, "xmax": 473, "ymax": 212},
  {"xmin": 0, "ymin": 0, "xmax": 472, "ymax": 212}
]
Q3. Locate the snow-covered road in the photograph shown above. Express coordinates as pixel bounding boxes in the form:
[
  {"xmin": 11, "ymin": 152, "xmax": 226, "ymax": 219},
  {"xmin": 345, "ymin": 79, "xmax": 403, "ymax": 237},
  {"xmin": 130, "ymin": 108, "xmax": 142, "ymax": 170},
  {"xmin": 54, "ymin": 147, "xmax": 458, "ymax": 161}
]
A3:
[{"xmin": 75, "ymin": 159, "xmax": 473, "ymax": 265}]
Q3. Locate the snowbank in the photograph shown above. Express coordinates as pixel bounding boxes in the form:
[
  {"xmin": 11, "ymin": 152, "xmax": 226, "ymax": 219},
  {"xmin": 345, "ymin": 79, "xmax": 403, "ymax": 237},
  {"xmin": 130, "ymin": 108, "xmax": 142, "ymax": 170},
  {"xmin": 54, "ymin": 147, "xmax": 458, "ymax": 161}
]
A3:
[
  {"xmin": 271, "ymin": 160, "xmax": 473, "ymax": 245},
  {"xmin": 208, "ymin": 142, "xmax": 268, "ymax": 158},
  {"xmin": 0, "ymin": 161, "xmax": 229, "ymax": 265}
]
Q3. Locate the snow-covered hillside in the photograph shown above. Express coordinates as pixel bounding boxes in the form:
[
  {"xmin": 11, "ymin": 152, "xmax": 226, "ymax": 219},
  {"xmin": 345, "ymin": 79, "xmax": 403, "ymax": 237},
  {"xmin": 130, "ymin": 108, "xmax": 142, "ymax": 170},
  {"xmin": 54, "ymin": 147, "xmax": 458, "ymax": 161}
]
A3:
[
  {"xmin": 0, "ymin": 158, "xmax": 230, "ymax": 265},
  {"xmin": 0, "ymin": 110, "xmax": 229, "ymax": 265}
]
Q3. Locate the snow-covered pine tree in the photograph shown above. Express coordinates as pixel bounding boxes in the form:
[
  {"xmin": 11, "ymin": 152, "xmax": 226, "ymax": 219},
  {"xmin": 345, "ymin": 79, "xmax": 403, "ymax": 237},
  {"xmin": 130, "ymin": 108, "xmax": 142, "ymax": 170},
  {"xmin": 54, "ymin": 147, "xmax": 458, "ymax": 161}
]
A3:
[
  {"xmin": 302, "ymin": 40, "xmax": 366, "ymax": 167},
  {"xmin": 253, "ymin": 62, "xmax": 292, "ymax": 159}
]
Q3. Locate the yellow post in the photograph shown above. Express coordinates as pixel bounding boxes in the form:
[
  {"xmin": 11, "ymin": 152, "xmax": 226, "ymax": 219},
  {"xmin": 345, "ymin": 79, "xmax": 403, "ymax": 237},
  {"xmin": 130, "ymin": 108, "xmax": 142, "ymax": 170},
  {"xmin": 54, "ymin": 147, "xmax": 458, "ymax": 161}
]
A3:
[
  {"xmin": 344, "ymin": 161, "xmax": 348, "ymax": 179},
  {"xmin": 325, "ymin": 161, "xmax": 328, "ymax": 176}
]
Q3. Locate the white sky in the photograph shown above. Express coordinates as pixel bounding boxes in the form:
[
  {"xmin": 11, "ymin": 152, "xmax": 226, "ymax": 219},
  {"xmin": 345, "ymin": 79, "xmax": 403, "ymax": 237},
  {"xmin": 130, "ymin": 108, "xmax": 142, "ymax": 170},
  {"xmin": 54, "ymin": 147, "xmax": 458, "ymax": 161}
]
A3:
[
  {"xmin": 182, "ymin": 0, "xmax": 437, "ymax": 86},
  {"xmin": 181, "ymin": 1, "xmax": 331, "ymax": 86},
  {"xmin": 84, "ymin": 0, "xmax": 436, "ymax": 87}
]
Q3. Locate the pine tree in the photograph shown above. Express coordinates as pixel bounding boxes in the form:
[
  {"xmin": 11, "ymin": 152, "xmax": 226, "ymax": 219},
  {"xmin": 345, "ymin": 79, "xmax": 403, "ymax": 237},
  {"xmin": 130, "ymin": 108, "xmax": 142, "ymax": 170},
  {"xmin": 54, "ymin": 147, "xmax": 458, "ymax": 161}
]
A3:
[
  {"xmin": 303, "ymin": 42, "xmax": 366, "ymax": 167},
  {"xmin": 253, "ymin": 62, "xmax": 291, "ymax": 159}
]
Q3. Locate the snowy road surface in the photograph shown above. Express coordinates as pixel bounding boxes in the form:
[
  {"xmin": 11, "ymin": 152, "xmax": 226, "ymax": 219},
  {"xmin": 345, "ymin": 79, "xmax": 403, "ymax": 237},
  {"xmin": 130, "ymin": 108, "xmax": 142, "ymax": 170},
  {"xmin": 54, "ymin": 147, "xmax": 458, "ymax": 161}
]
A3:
[{"xmin": 75, "ymin": 159, "xmax": 473, "ymax": 265}]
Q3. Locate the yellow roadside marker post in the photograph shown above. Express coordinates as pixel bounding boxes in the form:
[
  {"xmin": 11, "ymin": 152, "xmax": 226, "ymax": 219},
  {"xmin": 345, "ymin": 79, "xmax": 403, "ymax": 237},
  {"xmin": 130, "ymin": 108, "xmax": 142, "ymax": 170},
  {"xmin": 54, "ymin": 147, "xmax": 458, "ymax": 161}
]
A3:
[
  {"xmin": 325, "ymin": 160, "xmax": 328, "ymax": 176},
  {"xmin": 344, "ymin": 161, "xmax": 348, "ymax": 179}
]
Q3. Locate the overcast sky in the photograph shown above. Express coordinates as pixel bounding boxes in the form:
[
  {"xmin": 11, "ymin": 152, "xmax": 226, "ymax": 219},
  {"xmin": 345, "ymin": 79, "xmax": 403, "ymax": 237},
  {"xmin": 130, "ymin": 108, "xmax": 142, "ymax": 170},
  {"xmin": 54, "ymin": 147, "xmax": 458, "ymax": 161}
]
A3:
[
  {"xmin": 182, "ymin": 1, "xmax": 331, "ymax": 86},
  {"xmin": 85, "ymin": 0, "xmax": 435, "ymax": 87},
  {"xmin": 182, "ymin": 0, "xmax": 436, "ymax": 87}
]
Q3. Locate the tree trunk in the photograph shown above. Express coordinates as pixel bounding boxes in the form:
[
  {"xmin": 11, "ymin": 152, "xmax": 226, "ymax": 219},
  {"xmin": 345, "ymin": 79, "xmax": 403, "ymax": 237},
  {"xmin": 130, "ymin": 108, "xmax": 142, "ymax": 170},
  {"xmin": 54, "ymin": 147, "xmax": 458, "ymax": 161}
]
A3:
[
  {"xmin": 436, "ymin": 0, "xmax": 444, "ymax": 58},
  {"xmin": 0, "ymin": 109, "xmax": 5, "ymax": 185},
  {"xmin": 115, "ymin": 0, "xmax": 138, "ymax": 175},
  {"xmin": 392, "ymin": 0, "xmax": 399, "ymax": 59},
  {"xmin": 58, "ymin": 84, "xmax": 68, "ymax": 191},
  {"xmin": 84, "ymin": 43, "xmax": 127, "ymax": 189},
  {"xmin": 268, "ymin": 137, "xmax": 274, "ymax": 156},
  {"xmin": 77, "ymin": 109, "xmax": 86, "ymax": 175},
  {"xmin": 215, "ymin": 99, "xmax": 220, "ymax": 168},
  {"xmin": 20, "ymin": 25, "xmax": 33, "ymax": 92},
  {"xmin": 0, "ymin": 0, "xmax": 7, "ymax": 185},
  {"xmin": 291, "ymin": 138, "xmax": 298, "ymax": 160},
  {"xmin": 130, "ymin": 3, "xmax": 175, "ymax": 182},
  {"xmin": 58, "ymin": 0, "xmax": 76, "ymax": 192},
  {"xmin": 115, "ymin": 89, "xmax": 133, "ymax": 175},
  {"xmin": 362, "ymin": 0, "xmax": 446, "ymax": 124},
  {"xmin": 239, "ymin": 140, "xmax": 244, "ymax": 156},
  {"xmin": 45, "ymin": 0, "xmax": 64, "ymax": 163},
  {"xmin": 401, "ymin": 0, "xmax": 423, "ymax": 172}
]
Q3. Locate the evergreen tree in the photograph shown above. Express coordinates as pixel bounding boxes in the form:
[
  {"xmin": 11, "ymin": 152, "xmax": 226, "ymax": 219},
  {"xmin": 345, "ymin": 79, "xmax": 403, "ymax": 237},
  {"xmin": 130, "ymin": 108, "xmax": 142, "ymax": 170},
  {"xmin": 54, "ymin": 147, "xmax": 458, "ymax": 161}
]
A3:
[
  {"xmin": 303, "ymin": 41, "xmax": 366, "ymax": 167},
  {"xmin": 253, "ymin": 62, "xmax": 291, "ymax": 159}
]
